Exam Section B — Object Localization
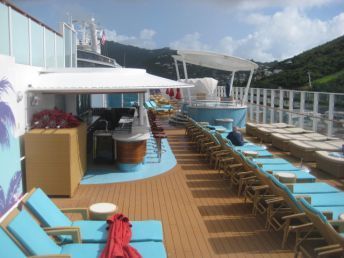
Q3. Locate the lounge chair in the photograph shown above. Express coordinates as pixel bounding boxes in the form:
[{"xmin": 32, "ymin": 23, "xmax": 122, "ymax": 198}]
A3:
[
  {"xmin": 1, "ymin": 208, "xmax": 167, "ymax": 258},
  {"xmin": 22, "ymin": 188, "xmax": 164, "ymax": 243},
  {"xmin": 246, "ymin": 122, "xmax": 291, "ymax": 137},
  {"xmin": 315, "ymin": 151, "xmax": 344, "ymax": 178},
  {"xmin": 294, "ymin": 198, "xmax": 344, "ymax": 257},
  {"xmin": 256, "ymin": 126, "xmax": 311, "ymax": 143},
  {"xmin": 289, "ymin": 140, "xmax": 344, "ymax": 162}
]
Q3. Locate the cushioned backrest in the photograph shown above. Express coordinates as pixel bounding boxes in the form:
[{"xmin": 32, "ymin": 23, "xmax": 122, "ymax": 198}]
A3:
[
  {"xmin": 299, "ymin": 198, "xmax": 327, "ymax": 223},
  {"xmin": 7, "ymin": 209, "xmax": 62, "ymax": 255},
  {"xmin": 25, "ymin": 188, "xmax": 72, "ymax": 228},
  {"xmin": 0, "ymin": 228, "xmax": 26, "ymax": 258}
]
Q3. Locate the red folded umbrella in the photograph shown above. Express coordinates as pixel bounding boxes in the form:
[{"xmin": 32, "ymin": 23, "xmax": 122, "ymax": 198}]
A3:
[
  {"xmin": 175, "ymin": 88, "xmax": 181, "ymax": 99},
  {"xmin": 169, "ymin": 88, "xmax": 174, "ymax": 97},
  {"xmin": 100, "ymin": 213, "xmax": 142, "ymax": 258},
  {"xmin": 165, "ymin": 88, "xmax": 170, "ymax": 95}
]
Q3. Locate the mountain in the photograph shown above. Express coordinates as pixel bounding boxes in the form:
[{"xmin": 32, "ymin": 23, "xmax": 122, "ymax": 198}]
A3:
[
  {"xmin": 102, "ymin": 35, "xmax": 344, "ymax": 92},
  {"xmin": 254, "ymin": 35, "xmax": 344, "ymax": 92}
]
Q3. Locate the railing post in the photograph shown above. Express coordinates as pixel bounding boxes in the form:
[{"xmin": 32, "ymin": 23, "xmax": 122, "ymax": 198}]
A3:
[
  {"xmin": 240, "ymin": 87, "xmax": 244, "ymax": 101},
  {"xmin": 279, "ymin": 90, "xmax": 284, "ymax": 122},
  {"xmin": 288, "ymin": 90, "xmax": 294, "ymax": 125},
  {"xmin": 250, "ymin": 88, "xmax": 254, "ymax": 121},
  {"xmin": 263, "ymin": 89, "xmax": 267, "ymax": 123},
  {"xmin": 256, "ymin": 88, "xmax": 260, "ymax": 123},
  {"xmin": 327, "ymin": 94, "xmax": 334, "ymax": 137},
  {"xmin": 235, "ymin": 87, "xmax": 239, "ymax": 100},
  {"xmin": 313, "ymin": 92, "xmax": 319, "ymax": 132},
  {"xmin": 299, "ymin": 91, "xmax": 305, "ymax": 129},
  {"xmin": 270, "ymin": 89, "xmax": 275, "ymax": 123}
]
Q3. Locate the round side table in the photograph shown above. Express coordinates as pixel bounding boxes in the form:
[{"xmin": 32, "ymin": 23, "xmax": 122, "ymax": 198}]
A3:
[
  {"xmin": 275, "ymin": 172, "xmax": 296, "ymax": 183},
  {"xmin": 89, "ymin": 202, "xmax": 118, "ymax": 220}
]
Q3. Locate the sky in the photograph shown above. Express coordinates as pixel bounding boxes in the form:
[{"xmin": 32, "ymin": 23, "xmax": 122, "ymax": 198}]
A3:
[{"xmin": 11, "ymin": 0, "xmax": 344, "ymax": 62}]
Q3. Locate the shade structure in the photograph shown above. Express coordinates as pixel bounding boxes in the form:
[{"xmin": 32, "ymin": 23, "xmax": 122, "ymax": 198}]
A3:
[
  {"xmin": 29, "ymin": 68, "xmax": 193, "ymax": 93},
  {"xmin": 173, "ymin": 50, "xmax": 258, "ymax": 72}
]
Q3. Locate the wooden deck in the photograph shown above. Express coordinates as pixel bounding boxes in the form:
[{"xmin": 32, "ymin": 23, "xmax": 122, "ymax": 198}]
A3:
[{"xmin": 53, "ymin": 125, "xmax": 317, "ymax": 258}]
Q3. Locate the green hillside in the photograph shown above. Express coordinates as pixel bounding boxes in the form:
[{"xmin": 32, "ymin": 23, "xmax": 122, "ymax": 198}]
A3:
[
  {"xmin": 102, "ymin": 35, "xmax": 344, "ymax": 92},
  {"xmin": 254, "ymin": 35, "xmax": 344, "ymax": 92}
]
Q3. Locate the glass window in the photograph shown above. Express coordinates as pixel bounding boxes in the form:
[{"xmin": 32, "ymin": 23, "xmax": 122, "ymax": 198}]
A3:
[
  {"xmin": 45, "ymin": 30, "xmax": 55, "ymax": 68},
  {"xmin": 12, "ymin": 9, "xmax": 29, "ymax": 64},
  {"xmin": 0, "ymin": 3, "xmax": 9, "ymax": 55},
  {"xmin": 64, "ymin": 26, "xmax": 71, "ymax": 67},
  {"xmin": 56, "ymin": 36, "xmax": 64, "ymax": 67},
  {"xmin": 72, "ymin": 31, "xmax": 77, "ymax": 67},
  {"xmin": 31, "ymin": 21, "xmax": 44, "ymax": 67}
]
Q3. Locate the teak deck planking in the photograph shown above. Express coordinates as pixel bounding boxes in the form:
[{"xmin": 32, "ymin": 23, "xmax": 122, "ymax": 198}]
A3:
[{"xmin": 53, "ymin": 123, "xmax": 344, "ymax": 257}]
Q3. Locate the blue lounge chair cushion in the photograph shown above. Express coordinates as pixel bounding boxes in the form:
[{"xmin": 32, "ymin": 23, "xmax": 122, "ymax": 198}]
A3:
[
  {"xmin": 7, "ymin": 209, "xmax": 62, "ymax": 255},
  {"xmin": 261, "ymin": 163, "xmax": 300, "ymax": 172},
  {"xmin": 0, "ymin": 228, "xmax": 26, "ymax": 258},
  {"xmin": 298, "ymin": 193, "xmax": 344, "ymax": 207},
  {"xmin": 251, "ymin": 158, "xmax": 290, "ymax": 165},
  {"xmin": 69, "ymin": 220, "xmax": 164, "ymax": 243},
  {"xmin": 267, "ymin": 169, "xmax": 316, "ymax": 183},
  {"xmin": 60, "ymin": 242, "xmax": 167, "ymax": 258},
  {"xmin": 291, "ymin": 183, "xmax": 340, "ymax": 194},
  {"xmin": 316, "ymin": 206, "xmax": 344, "ymax": 220},
  {"xmin": 25, "ymin": 188, "xmax": 72, "ymax": 228}
]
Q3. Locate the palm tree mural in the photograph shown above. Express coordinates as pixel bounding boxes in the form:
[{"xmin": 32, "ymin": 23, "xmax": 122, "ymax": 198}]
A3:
[
  {"xmin": 0, "ymin": 78, "xmax": 22, "ymax": 217},
  {"xmin": 0, "ymin": 78, "xmax": 15, "ymax": 148}
]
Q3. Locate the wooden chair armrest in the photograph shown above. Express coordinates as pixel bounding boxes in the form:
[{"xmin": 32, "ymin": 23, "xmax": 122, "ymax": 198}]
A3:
[
  {"xmin": 61, "ymin": 208, "xmax": 89, "ymax": 220},
  {"xmin": 236, "ymin": 171, "xmax": 253, "ymax": 176},
  {"xmin": 282, "ymin": 212, "xmax": 306, "ymax": 221},
  {"xmin": 45, "ymin": 227, "xmax": 81, "ymax": 243},
  {"xmin": 314, "ymin": 244, "xmax": 341, "ymax": 252},
  {"xmin": 214, "ymin": 150, "xmax": 231, "ymax": 155},
  {"xmin": 228, "ymin": 163, "xmax": 243, "ymax": 169},
  {"xmin": 208, "ymin": 146, "xmax": 221, "ymax": 151},
  {"xmin": 265, "ymin": 197, "xmax": 284, "ymax": 204},
  {"xmin": 289, "ymin": 222, "xmax": 313, "ymax": 232},
  {"xmin": 318, "ymin": 247, "xmax": 344, "ymax": 256},
  {"xmin": 251, "ymin": 185, "xmax": 269, "ymax": 191},
  {"xmin": 240, "ymin": 176, "xmax": 256, "ymax": 182}
]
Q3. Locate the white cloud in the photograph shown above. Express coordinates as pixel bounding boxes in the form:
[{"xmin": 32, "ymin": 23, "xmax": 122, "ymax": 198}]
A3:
[
  {"xmin": 219, "ymin": 8, "xmax": 344, "ymax": 61},
  {"xmin": 169, "ymin": 32, "xmax": 209, "ymax": 51},
  {"xmin": 194, "ymin": 0, "xmax": 339, "ymax": 11},
  {"xmin": 105, "ymin": 28, "xmax": 157, "ymax": 49}
]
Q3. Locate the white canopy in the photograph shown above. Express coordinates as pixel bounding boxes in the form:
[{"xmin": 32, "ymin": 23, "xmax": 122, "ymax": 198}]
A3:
[
  {"xmin": 173, "ymin": 50, "xmax": 258, "ymax": 72},
  {"xmin": 29, "ymin": 68, "xmax": 193, "ymax": 93}
]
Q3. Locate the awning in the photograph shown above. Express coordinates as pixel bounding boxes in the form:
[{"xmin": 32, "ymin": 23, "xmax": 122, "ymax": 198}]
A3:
[
  {"xmin": 173, "ymin": 50, "xmax": 258, "ymax": 72},
  {"xmin": 29, "ymin": 68, "xmax": 193, "ymax": 93}
]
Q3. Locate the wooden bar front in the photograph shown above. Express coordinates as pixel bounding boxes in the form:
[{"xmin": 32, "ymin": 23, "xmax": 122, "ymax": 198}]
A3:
[{"xmin": 116, "ymin": 140, "xmax": 147, "ymax": 163}]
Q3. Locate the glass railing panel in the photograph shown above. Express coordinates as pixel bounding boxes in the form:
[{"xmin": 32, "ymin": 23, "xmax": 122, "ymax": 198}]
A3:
[
  {"xmin": 45, "ymin": 29, "xmax": 55, "ymax": 68},
  {"xmin": 31, "ymin": 21, "xmax": 44, "ymax": 67},
  {"xmin": 12, "ymin": 9, "xmax": 29, "ymax": 64},
  {"xmin": 56, "ymin": 36, "xmax": 64, "ymax": 67},
  {"xmin": 0, "ymin": 3, "xmax": 10, "ymax": 55}
]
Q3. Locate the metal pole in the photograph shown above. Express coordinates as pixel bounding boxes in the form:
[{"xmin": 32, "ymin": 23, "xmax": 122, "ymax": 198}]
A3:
[
  {"xmin": 256, "ymin": 88, "xmax": 260, "ymax": 123},
  {"xmin": 174, "ymin": 58, "xmax": 180, "ymax": 80},
  {"xmin": 139, "ymin": 92, "xmax": 145, "ymax": 126},
  {"xmin": 229, "ymin": 71, "xmax": 236, "ymax": 97},
  {"xmin": 327, "ymin": 93, "xmax": 334, "ymax": 137},
  {"xmin": 289, "ymin": 90, "xmax": 294, "ymax": 125},
  {"xmin": 182, "ymin": 60, "xmax": 191, "ymax": 104},
  {"xmin": 270, "ymin": 89, "xmax": 275, "ymax": 123},
  {"xmin": 279, "ymin": 90, "xmax": 283, "ymax": 122},
  {"xmin": 242, "ymin": 70, "xmax": 254, "ymax": 105},
  {"xmin": 263, "ymin": 89, "xmax": 267, "ymax": 123},
  {"xmin": 313, "ymin": 92, "xmax": 319, "ymax": 132},
  {"xmin": 300, "ymin": 91, "xmax": 305, "ymax": 129}
]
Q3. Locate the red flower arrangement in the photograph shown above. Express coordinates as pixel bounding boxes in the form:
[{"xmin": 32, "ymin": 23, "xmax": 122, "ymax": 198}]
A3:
[{"xmin": 31, "ymin": 108, "xmax": 80, "ymax": 129}]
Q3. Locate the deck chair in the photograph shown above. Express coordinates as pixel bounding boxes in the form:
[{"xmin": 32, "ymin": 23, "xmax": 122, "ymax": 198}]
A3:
[
  {"xmin": 266, "ymin": 175, "xmax": 344, "ymax": 248},
  {"xmin": 294, "ymin": 198, "xmax": 344, "ymax": 257},
  {"xmin": 1, "ymin": 208, "xmax": 167, "ymax": 258},
  {"xmin": 22, "ymin": 188, "xmax": 164, "ymax": 243}
]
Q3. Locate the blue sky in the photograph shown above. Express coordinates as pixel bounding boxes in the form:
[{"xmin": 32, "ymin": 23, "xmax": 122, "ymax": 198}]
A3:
[{"xmin": 11, "ymin": 0, "xmax": 344, "ymax": 62}]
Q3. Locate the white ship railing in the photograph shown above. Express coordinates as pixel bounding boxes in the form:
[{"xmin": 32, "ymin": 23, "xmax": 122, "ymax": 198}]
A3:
[{"xmin": 216, "ymin": 86, "xmax": 344, "ymax": 138}]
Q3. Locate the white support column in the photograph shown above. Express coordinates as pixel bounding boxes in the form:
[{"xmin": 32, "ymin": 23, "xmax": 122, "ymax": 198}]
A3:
[
  {"xmin": 299, "ymin": 91, "xmax": 305, "ymax": 129},
  {"xmin": 102, "ymin": 94, "xmax": 107, "ymax": 108},
  {"xmin": 121, "ymin": 94, "xmax": 124, "ymax": 108},
  {"xmin": 139, "ymin": 92, "xmax": 145, "ymax": 126},
  {"xmin": 229, "ymin": 71, "xmax": 236, "ymax": 96},
  {"xmin": 235, "ymin": 87, "xmax": 239, "ymax": 100},
  {"xmin": 242, "ymin": 70, "xmax": 254, "ymax": 104},
  {"xmin": 288, "ymin": 90, "xmax": 294, "ymax": 125},
  {"xmin": 313, "ymin": 92, "xmax": 319, "ymax": 132},
  {"xmin": 263, "ymin": 89, "xmax": 267, "ymax": 123},
  {"xmin": 256, "ymin": 88, "xmax": 260, "ymax": 123},
  {"xmin": 327, "ymin": 93, "xmax": 334, "ymax": 137},
  {"xmin": 279, "ymin": 90, "xmax": 284, "ymax": 122},
  {"xmin": 54, "ymin": 33, "xmax": 57, "ymax": 68},
  {"xmin": 174, "ymin": 59, "xmax": 180, "ymax": 80},
  {"xmin": 240, "ymin": 87, "xmax": 243, "ymax": 100},
  {"xmin": 270, "ymin": 89, "xmax": 275, "ymax": 123},
  {"xmin": 182, "ymin": 60, "xmax": 191, "ymax": 104}
]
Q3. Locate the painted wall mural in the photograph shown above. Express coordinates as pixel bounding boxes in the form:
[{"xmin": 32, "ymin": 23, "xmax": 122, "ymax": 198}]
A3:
[{"xmin": 0, "ymin": 78, "xmax": 23, "ymax": 217}]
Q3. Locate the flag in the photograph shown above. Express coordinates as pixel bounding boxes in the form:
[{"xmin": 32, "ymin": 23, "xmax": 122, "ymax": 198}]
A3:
[{"xmin": 101, "ymin": 30, "xmax": 106, "ymax": 45}]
